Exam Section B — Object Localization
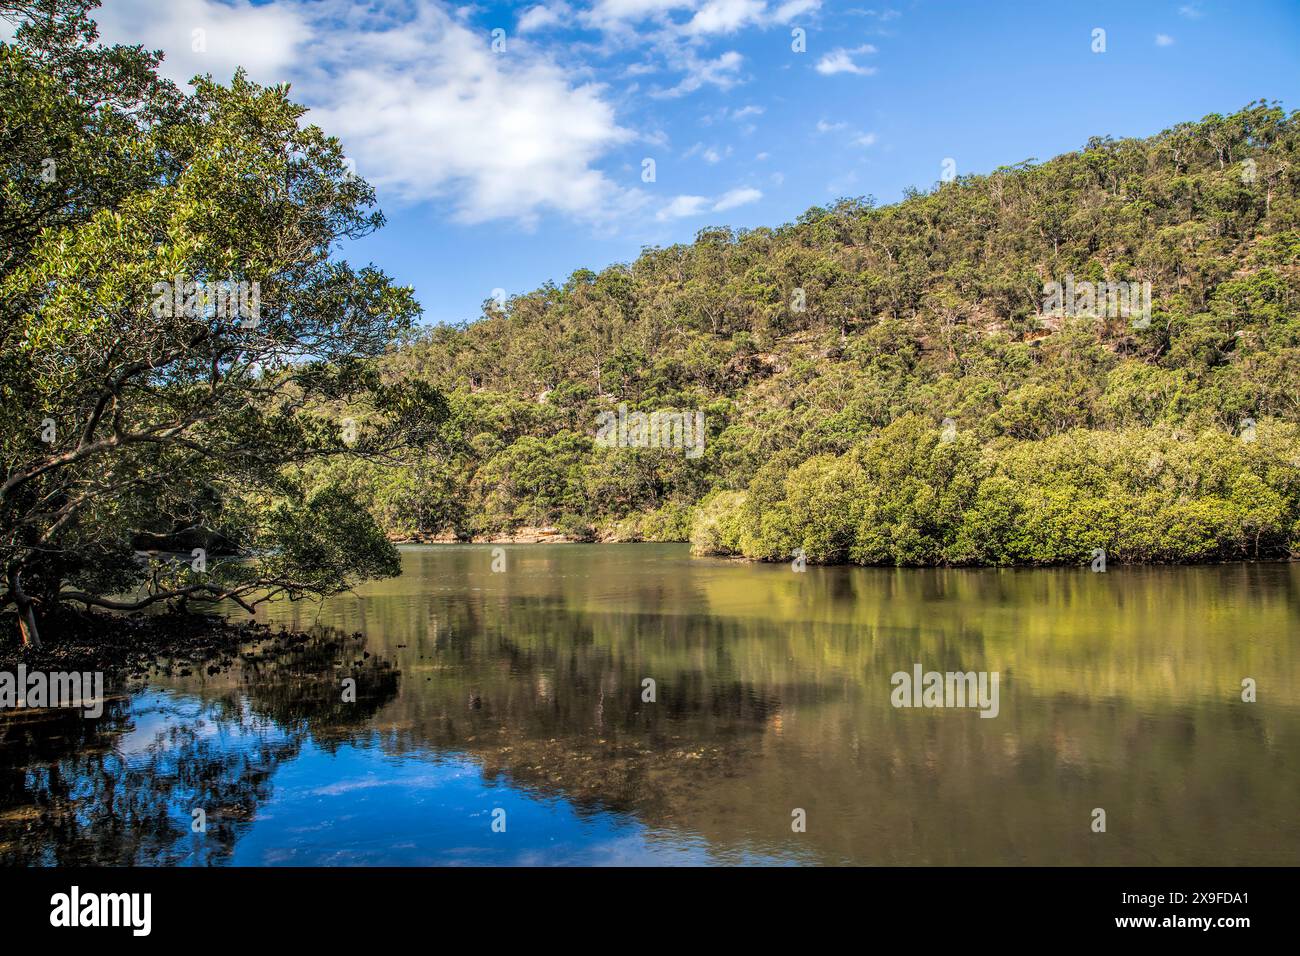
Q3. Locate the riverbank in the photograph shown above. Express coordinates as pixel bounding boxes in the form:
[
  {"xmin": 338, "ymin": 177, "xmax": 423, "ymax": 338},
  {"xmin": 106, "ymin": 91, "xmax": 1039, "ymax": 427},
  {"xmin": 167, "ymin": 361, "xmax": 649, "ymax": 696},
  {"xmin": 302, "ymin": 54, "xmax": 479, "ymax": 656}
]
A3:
[
  {"xmin": 392, "ymin": 525, "xmax": 647, "ymax": 544},
  {"xmin": 0, "ymin": 609, "xmax": 304, "ymax": 677},
  {"xmin": 387, "ymin": 535, "xmax": 1298, "ymax": 570}
]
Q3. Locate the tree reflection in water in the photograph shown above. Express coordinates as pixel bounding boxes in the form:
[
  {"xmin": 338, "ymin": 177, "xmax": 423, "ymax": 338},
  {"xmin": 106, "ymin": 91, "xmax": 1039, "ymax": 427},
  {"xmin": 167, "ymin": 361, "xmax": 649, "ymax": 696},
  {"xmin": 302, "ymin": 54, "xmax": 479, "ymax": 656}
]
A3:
[
  {"xmin": 0, "ymin": 629, "xmax": 399, "ymax": 865},
  {"xmin": 3, "ymin": 549, "xmax": 1297, "ymax": 866}
]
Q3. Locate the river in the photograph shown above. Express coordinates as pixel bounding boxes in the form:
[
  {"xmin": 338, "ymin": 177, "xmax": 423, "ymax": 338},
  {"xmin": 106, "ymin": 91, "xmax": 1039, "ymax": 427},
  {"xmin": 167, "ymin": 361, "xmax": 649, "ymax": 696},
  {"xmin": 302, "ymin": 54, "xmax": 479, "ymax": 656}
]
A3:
[{"xmin": 2, "ymin": 544, "xmax": 1297, "ymax": 865}]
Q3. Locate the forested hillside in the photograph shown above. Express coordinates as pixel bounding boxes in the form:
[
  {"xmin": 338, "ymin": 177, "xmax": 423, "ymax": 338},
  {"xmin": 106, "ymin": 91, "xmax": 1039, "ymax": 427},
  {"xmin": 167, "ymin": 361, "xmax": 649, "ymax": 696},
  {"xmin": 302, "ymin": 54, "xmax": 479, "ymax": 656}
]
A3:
[{"xmin": 316, "ymin": 102, "xmax": 1300, "ymax": 566}]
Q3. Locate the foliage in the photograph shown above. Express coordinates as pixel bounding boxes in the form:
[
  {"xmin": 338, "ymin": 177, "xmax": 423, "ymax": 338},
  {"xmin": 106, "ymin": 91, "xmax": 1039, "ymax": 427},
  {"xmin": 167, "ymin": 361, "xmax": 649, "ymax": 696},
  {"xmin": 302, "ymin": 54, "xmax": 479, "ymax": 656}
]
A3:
[
  {"xmin": 0, "ymin": 1, "xmax": 443, "ymax": 644},
  {"xmin": 371, "ymin": 101, "xmax": 1300, "ymax": 566}
]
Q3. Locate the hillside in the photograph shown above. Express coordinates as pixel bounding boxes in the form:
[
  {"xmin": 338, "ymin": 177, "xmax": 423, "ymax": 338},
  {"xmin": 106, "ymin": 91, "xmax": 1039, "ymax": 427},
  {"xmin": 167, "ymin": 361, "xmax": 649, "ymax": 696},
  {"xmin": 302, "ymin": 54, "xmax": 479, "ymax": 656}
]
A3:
[{"xmin": 314, "ymin": 101, "xmax": 1300, "ymax": 566}]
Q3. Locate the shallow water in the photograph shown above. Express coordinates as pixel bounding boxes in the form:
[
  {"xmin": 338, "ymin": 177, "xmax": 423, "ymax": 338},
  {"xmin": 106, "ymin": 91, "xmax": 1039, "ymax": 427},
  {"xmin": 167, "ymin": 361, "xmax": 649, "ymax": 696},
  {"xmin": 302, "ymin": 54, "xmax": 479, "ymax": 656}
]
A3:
[{"xmin": 3, "ymin": 545, "xmax": 1298, "ymax": 866}]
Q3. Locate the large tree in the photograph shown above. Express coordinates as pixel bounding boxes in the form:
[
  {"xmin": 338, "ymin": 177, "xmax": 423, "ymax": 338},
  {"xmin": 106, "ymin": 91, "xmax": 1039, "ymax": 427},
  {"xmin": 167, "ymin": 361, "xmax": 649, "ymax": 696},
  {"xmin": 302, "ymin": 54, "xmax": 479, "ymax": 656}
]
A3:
[{"xmin": 1, "ymin": 0, "xmax": 443, "ymax": 646}]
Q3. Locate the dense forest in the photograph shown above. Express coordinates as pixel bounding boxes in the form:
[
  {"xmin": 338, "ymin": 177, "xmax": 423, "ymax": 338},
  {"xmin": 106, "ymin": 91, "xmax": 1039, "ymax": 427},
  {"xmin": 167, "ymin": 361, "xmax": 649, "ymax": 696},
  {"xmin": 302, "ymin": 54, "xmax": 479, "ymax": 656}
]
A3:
[
  {"xmin": 4, "ymin": 0, "xmax": 1300, "ymax": 655},
  {"xmin": 315, "ymin": 102, "xmax": 1300, "ymax": 566}
]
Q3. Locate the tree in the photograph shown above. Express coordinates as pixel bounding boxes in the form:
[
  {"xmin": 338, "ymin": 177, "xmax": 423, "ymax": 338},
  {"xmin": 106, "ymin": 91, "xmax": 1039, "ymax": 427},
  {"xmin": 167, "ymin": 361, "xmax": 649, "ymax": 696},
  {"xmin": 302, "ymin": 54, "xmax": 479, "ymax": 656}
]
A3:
[{"xmin": 0, "ymin": 0, "xmax": 445, "ymax": 645}]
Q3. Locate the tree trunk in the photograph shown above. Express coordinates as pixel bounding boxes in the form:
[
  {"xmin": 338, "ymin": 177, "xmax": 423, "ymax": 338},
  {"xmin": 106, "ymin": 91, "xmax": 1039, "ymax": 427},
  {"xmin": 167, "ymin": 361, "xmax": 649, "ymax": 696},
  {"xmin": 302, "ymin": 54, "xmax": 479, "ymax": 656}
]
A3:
[
  {"xmin": 8, "ymin": 569, "xmax": 41, "ymax": 649},
  {"xmin": 17, "ymin": 599, "xmax": 40, "ymax": 648}
]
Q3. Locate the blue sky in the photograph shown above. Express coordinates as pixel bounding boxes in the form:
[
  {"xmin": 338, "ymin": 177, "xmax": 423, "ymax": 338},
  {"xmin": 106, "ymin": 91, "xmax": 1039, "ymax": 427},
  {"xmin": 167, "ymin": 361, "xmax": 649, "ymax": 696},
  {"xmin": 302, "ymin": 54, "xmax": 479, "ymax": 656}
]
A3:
[{"xmin": 87, "ymin": 0, "xmax": 1300, "ymax": 325}]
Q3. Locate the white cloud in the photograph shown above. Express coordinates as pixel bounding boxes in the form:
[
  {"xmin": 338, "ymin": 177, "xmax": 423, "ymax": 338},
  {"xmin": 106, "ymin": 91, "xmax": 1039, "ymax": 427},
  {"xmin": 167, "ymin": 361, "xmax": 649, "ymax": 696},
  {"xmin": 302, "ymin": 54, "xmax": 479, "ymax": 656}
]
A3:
[
  {"xmin": 1155, "ymin": 33, "xmax": 1175, "ymax": 46},
  {"xmin": 653, "ymin": 48, "xmax": 745, "ymax": 96},
  {"xmin": 564, "ymin": 2, "xmax": 825, "ymax": 99},
  {"xmin": 772, "ymin": 0, "xmax": 820, "ymax": 21},
  {"xmin": 679, "ymin": 0, "xmax": 821, "ymax": 36},
  {"xmin": 583, "ymin": 0, "xmax": 695, "ymax": 32},
  {"xmin": 308, "ymin": 16, "xmax": 636, "ymax": 223},
  {"xmin": 97, "ymin": 0, "xmax": 638, "ymax": 227},
  {"xmin": 593, "ymin": 0, "xmax": 694, "ymax": 17},
  {"xmin": 518, "ymin": 3, "xmax": 571, "ymax": 32},
  {"xmin": 683, "ymin": 0, "xmax": 767, "ymax": 36},
  {"xmin": 74, "ymin": 0, "xmax": 845, "ymax": 228},
  {"xmin": 1178, "ymin": 4, "xmax": 1203, "ymax": 19},
  {"xmin": 657, "ymin": 195, "xmax": 711, "ymax": 220},
  {"xmin": 816, "ymin": 120, "xmax": 877, "ymax": 147},
  {"xmin": 657, "ymin": 186, "xmax": 761, "ymax": 220},
  {"xmin": 94, "ymin": 0, "xmax": 310, "ymax": 86},
  {"xmin": 586, "ymin": 0, "xmax": 818, "ymax": 34},
  {"xmin": 815, "ymin": 44, "xmax": 877, "ymax": 76},
  {"xmin": 712, "ymin": 186, "xmax": 761, "ymax": 210},
  {"xmin": 684, "ymin": 142, "xmax": 731, "ymax": 163}
]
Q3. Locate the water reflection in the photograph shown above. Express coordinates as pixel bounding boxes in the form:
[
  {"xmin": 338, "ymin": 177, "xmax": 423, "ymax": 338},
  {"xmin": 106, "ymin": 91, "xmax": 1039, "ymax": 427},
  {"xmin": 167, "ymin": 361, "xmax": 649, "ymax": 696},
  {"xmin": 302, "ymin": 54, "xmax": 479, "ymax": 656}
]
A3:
[
  {"xmin": 0, "ymin": 631, "xmax": 398, "ymax": 865},
  {"xmin": 2, "ymin": 546, "xmax": 1298, "ymax": 865}
]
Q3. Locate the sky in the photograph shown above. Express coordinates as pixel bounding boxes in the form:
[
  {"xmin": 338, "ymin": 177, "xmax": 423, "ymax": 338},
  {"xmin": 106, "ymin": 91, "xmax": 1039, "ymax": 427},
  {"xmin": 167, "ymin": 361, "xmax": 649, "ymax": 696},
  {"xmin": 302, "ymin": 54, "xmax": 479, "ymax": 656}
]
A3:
[{"xmin": 79, "ymin": 0, "xmax": 1300, "ymax": 325}]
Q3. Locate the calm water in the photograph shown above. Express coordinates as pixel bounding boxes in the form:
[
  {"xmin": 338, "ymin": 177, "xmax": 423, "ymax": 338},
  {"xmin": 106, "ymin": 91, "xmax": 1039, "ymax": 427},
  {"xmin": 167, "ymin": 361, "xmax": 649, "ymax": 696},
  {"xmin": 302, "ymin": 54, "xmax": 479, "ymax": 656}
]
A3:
[{"xmin": 3, "ymin": 545, "xmax": 1298, "ymax": 866}]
